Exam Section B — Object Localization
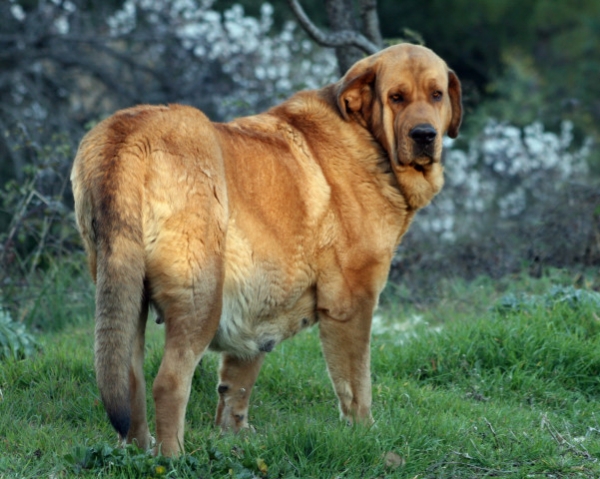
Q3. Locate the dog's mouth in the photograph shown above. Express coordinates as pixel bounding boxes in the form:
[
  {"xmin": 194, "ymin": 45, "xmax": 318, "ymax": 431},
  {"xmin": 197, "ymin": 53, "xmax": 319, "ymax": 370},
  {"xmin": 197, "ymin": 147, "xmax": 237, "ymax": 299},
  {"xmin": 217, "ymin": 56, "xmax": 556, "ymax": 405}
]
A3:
[
  {"xmin": 393, "ymin": 131, "xmax": 439, "ymax": 168},
  {"xmin": 412, "ymin": 154, "xmax": 435, "ymax": 166},
  {"xmin": 396, "ymin": 149, "xmax": 437, "ymax": 168},
  {"xmin": 391, "ymin": 131, "xmax": 440, "ymax": 168},
  {"xmin": 412, "ymin": 142, "xmax": 436, "ymax": 163}
]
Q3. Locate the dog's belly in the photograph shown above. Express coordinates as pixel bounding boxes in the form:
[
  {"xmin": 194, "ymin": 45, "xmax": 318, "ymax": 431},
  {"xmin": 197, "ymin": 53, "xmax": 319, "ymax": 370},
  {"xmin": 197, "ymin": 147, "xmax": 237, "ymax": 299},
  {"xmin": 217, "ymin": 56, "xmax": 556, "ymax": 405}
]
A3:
[{"xmin": 209, "ymin": 271, "xmax": 317, "ymax": 358}]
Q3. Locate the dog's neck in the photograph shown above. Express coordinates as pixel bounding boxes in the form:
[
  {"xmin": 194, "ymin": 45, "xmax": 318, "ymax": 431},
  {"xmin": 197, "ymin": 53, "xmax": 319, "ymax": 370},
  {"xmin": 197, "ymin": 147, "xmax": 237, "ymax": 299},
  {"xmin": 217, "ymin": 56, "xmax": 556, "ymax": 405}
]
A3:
[
  {"xmin": 267, "ymin": 86, "xmax": 417, "ymax": 239},
  {"xmin": 316, "ymin": 84, "xmax": 415, "ymax": 208}
]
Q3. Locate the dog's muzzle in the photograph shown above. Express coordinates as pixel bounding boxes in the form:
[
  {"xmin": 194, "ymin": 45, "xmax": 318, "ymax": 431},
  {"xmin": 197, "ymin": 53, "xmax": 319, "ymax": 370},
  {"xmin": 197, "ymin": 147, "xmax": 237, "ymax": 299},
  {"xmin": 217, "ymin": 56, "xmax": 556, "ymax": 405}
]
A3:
[{"xmin": 409, "ymin": 123, "xmax": 437, "ymax": 164}]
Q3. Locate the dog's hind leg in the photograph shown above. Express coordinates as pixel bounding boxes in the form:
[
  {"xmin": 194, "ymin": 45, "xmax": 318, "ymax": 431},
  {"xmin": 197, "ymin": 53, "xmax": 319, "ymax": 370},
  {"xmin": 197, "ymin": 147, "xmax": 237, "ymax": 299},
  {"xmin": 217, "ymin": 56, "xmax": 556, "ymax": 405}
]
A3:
[
  {"xmin": 125, "ymin": 298, "xmax": 152, "ymax": 449},
  {"xmin": 149, "ymin": 244, "xmax": 224, "ymax": 456},
  {"xmin": 215, "ymin": 353, "xmax": 265, "ymax": 432}
]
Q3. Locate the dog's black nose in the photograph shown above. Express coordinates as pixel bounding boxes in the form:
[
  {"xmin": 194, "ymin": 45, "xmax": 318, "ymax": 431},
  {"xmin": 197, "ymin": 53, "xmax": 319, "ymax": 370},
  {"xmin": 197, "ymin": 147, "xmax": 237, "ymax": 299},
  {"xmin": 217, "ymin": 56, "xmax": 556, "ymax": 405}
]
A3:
[{"xmin": 409, "ymin": 124, "xmax": 437, "ymax": 145}]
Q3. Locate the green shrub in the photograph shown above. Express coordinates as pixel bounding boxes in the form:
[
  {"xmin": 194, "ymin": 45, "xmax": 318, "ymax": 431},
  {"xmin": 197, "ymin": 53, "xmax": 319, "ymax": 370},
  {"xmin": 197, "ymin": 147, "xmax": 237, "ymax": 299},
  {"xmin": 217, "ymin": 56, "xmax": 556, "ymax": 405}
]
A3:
[{"xmin": 0, "ymin": 309, "xmax": 38, "ymax": 360}]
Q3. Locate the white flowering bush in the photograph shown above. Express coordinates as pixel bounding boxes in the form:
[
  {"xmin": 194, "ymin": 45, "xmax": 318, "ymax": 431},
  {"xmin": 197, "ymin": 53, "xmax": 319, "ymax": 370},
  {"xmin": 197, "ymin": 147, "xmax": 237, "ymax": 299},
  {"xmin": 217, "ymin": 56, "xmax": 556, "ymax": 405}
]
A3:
[
  {"xmin": 106, "ymin": 0, "xmax": 337, "ymax": 119},
  {"xmin": 416, "ymin": 120, "xmax": 591, "ymax": 241},
  {"xmin": 395, "ymin": 119, "xmax": 598, "ymax": 286},
  {"xmin": 2, "ymin": 0, "xmax": 338, "ymax": 181}
]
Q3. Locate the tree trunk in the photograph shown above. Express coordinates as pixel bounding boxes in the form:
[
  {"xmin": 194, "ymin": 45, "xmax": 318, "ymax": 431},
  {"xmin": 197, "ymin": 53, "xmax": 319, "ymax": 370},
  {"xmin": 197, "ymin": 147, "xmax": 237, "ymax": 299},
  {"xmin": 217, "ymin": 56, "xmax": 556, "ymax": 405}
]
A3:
[
  {"xmin": 325, "ymin": 0, "xmax": 364, "ymax": 74},
  {"xmin": 288, "ymin": 0, "xmax": 383, "ymax": 75},
  {"xmin": 359, "ymin": 0, "xmax": 383, "ymax": 48}
]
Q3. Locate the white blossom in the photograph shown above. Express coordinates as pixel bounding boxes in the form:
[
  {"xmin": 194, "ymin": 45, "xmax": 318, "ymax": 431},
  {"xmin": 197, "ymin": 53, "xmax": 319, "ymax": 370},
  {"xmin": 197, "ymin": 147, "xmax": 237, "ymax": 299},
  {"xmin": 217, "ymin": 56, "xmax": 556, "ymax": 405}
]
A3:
[
  {"xmin": 10, "ymin": 3, "xmax": 26, "ymax": 21},
  {"xmin": 107, "ymin": 0, "xmax": 136, "ymax": 35},
  {"xmin": 414, "ymin": 120, "xmax": 591, "ymax": 241},
  {"xmin": 105, "ymin": 0, "xmax": 337, "ymax": 119}
]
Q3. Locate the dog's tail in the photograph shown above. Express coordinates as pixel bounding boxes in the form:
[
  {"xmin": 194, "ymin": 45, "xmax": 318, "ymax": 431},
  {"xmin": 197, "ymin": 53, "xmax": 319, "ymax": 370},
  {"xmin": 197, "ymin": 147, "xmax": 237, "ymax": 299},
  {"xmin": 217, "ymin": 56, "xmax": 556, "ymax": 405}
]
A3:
[{"xmin": 71, "ymin": 116, "xmax": 147, "ymax": 439}]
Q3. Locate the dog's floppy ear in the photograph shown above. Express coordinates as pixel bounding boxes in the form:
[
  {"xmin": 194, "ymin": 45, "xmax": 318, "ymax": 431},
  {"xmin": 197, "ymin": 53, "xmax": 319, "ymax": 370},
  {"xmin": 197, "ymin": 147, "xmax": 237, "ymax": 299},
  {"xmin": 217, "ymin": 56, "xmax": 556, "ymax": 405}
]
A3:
[
  {"xmin": 447, "ymin": 70, "xmax": 462, "ymax": 138},
  {"xmin": 336, "ymin": 64, "xmax": 376, "ymax": 124}
]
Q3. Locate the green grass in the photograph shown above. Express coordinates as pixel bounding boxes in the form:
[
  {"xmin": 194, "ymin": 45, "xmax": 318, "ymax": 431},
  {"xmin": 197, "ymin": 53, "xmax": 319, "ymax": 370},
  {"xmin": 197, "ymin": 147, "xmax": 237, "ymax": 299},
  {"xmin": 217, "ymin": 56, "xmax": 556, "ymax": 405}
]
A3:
[{"xmin": 1, "ymin": 270, "xmax": 600, "ymax": 478}]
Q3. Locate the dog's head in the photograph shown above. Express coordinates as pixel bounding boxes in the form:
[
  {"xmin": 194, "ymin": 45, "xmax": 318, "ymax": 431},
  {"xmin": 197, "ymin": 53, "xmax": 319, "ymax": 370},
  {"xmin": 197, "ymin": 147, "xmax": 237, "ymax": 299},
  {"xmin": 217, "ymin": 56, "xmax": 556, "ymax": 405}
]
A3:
[{"xmin": 336, "ymin": 43, "xmax": 462, "ymax": 168}]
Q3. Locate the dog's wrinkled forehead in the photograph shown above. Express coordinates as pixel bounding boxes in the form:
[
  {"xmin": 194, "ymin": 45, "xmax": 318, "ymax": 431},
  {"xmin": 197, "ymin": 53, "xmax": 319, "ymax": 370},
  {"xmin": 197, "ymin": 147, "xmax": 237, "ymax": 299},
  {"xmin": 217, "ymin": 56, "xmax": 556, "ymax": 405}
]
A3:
[
  {"xmin": 375, "ymin": 44, "xmax": 446, "ymax": 69},
  {"xmin": 374, "ymin": 44, "xmax": 448, "ymax": 89}
]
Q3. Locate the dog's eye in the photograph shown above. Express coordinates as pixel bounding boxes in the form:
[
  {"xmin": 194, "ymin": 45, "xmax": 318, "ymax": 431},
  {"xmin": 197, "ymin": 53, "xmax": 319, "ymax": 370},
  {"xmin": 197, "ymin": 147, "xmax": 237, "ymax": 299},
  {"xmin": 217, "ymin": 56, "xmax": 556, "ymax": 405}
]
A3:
[
  {"xmin": 432, "ymin": 91, "xmax": 443, "ymax": 102},
  {"xmin": 390, "ymin": 93, "xmax": 404, "ymax": 104}
]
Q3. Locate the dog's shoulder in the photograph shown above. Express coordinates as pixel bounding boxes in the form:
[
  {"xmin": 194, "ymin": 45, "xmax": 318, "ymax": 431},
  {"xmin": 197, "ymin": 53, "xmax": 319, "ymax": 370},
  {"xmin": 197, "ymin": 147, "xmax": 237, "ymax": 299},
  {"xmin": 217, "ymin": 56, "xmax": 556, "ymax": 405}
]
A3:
[{"xmin": 268, "ymin": 87, "xmax": 342, "ymax": 131}]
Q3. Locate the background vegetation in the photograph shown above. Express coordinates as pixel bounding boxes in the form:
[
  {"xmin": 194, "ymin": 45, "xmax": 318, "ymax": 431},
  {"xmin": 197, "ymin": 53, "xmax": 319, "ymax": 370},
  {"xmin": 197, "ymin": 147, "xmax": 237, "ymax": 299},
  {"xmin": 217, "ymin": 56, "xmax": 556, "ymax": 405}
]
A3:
[{"xmin": 0, "ymin": 0, "xmax": 599, "ymax": 477}]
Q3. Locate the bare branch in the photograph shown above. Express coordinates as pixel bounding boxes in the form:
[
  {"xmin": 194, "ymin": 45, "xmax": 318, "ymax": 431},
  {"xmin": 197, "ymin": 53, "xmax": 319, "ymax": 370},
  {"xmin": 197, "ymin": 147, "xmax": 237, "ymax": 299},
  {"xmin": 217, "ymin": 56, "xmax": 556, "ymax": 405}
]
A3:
[{"xmin": 287, "ymin": 0, "xmax": 379, "ymax": 55}]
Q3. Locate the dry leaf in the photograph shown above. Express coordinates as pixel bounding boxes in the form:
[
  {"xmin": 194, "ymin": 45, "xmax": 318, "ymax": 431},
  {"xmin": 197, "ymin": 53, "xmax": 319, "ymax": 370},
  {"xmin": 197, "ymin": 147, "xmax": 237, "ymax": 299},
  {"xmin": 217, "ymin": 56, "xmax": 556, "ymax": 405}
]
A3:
[
  {"xmin": 256, "ymin": 457, "xmax": 268, "ymax": 474},
  {"xmin": 383, "ymin": 451, "xmax": 405, "ymax": 469}
]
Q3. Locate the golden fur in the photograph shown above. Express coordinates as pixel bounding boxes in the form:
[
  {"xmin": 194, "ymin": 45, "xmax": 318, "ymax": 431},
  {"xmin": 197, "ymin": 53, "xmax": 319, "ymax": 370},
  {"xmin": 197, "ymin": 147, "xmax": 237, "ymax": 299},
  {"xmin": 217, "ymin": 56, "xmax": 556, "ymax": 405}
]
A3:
[{"xmin": 71, "ymin": 43, "xmax": 462, "ymax": 456}]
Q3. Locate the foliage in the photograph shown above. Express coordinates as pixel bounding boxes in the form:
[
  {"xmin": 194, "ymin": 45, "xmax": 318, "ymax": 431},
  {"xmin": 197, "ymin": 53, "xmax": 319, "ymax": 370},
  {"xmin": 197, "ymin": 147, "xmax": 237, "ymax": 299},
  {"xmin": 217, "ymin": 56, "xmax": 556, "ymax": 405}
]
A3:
[
  {"xmin": 377, "ymin": 0, "xmax": 600, "ymax": 125},
  {"xmin": 441, "ymin": 119, "xmax": 590, "ymax": 231},
  {"xmin": 0, "ymin": 132, "xmax": 77, "ymax": 269},
  {"xmin": 1, "ymin": 0, "xmax": 600, "ymax": 317},
  {"xmin": 495, "ymin": 285, "xmax": 600, "ymax": 314},
  {"xmin": 63, "ymin": 441, "xmax": 271, "ymax": 478},
  {"xmin": 0, "ymin": 309, "xmax": 38, "ymax": 360},
  {"xmin": 0, "ymin": 130, "xmax": 89, "ymax": 329},
  {"xmin": 469, "ymin": 48, "xmax": 600, "ymax": 173},
  {"xmin": 106, "ymin": 0, "xmax": 337, "ymax": 119}
]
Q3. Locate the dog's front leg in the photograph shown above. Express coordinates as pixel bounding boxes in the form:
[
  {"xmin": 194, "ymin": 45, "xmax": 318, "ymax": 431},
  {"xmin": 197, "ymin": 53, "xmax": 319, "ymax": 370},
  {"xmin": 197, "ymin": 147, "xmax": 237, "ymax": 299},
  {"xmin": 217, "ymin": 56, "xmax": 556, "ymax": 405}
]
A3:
[
  {"xmin": 215, "ymin": 352, "xmax": 265, "ymax": 432},
  {"xmin": 319, "ymin": 303, "xmax": 375, "ymax": 425}
]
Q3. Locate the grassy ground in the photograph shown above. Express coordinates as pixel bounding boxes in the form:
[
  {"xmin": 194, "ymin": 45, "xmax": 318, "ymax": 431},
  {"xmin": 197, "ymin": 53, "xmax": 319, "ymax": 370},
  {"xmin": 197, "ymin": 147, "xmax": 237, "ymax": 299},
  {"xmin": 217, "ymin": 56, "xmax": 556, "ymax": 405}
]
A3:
[{"xmin": 1, "ymin": 269, "xmax": 599, "ymax": 478}]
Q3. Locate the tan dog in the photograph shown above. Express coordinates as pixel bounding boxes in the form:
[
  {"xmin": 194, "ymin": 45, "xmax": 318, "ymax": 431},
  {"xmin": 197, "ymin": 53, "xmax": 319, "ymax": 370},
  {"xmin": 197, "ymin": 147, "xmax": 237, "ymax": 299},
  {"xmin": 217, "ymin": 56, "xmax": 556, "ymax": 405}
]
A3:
[{"xmin": 71, "ymin": 43, "xmax": 462, "ymax": 456}]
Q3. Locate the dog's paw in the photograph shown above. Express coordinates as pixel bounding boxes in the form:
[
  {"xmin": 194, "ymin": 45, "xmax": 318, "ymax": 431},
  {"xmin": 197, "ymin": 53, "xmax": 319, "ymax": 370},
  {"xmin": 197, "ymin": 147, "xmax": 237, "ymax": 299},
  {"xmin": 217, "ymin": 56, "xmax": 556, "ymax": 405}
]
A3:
[
  {"xmin": 340, "ymin": 411, "xmax": 375, "ymax": 427},
  {"xmin": 119, "ymin": 433, "xmax": 155, "ymax": 453},
  {"xmin": 218, "ymin": 420, "xmax": 256, "ymax": 435}
]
